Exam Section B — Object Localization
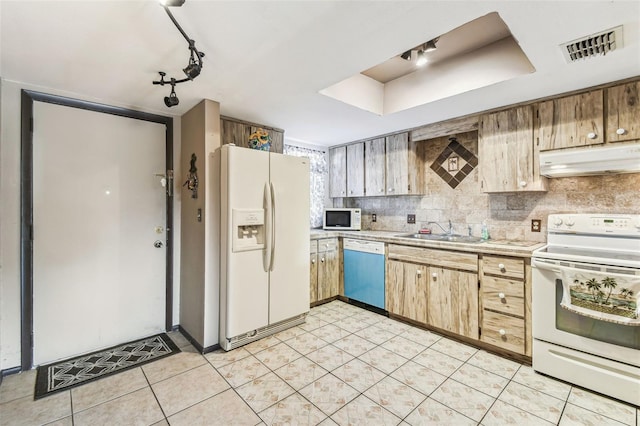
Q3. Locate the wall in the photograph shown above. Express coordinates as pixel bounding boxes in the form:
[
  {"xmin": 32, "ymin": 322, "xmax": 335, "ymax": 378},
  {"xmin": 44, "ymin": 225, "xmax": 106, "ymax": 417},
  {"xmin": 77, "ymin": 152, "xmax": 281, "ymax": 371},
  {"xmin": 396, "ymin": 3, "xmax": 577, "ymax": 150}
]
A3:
[
  {"xmin": 342, "ymin": 132, "xmax": 640, "ymax": 242},
  {"xmin": 0, "ymin": 79, "xmax": 182, "ymax": 371}
]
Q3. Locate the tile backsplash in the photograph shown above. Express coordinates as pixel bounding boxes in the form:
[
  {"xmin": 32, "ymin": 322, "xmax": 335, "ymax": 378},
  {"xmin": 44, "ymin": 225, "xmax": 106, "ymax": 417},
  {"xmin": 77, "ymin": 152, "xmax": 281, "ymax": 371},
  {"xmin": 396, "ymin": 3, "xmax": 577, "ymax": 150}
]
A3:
[{"xmin": 339, "ymin": 132, "xmax": 640, "ymax": 243}]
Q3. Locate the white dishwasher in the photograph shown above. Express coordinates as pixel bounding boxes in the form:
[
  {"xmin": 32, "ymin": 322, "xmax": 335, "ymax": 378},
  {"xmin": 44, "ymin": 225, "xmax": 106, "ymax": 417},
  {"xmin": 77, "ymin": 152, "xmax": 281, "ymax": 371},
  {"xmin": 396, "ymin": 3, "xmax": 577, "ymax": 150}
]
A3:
[{"xmin": 343, "ymin": 239, "xmax": 385, "ymax": 310}]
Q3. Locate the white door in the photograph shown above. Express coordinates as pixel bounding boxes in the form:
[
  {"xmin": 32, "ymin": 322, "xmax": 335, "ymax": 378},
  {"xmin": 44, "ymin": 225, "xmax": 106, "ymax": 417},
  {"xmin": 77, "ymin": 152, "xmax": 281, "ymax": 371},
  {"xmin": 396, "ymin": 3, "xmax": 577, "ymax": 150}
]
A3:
[
  {"xmin": 32, "ymin": 102, "xmax": 167, "ymax": 365},
  {"xmin": 268, "ymin": 152, "xmax": 310, "ymax": 324}
]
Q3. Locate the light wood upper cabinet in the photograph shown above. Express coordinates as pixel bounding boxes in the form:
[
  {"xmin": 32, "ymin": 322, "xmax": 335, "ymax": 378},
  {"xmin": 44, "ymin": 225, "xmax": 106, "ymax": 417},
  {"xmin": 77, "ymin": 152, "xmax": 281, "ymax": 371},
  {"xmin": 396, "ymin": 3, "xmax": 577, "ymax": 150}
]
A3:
[
  {"xmin": 365, "ymin": 137, "xmax": 386, "ymax": 196},
  {"xmin": 427, "ymin": 267, "xmax": 479, "ymax": 339},
  {"xmin": 329, "ymin": 146, "xmax": 347, "ymax": 198},
  {"xmin": 221, "ymin": 118, "xmax": 284, "ymax": 153},
  {"xmin": 479, "ymin": 106, "xmax": 547, "ymax": 193},
  {"xmin": 346, "ymin": 143, "xmax": 365, "ymax": 197},
  {"xmin": 607, "ymin": 82, "xmax": 640, "ymax": 143},
  {"xmin": 536, "ymin": 90, "xmax": 604, "ymax": 151},
  {"xmin": 386, "ymin": 132, "xmax": 410, "ymax": 195}
]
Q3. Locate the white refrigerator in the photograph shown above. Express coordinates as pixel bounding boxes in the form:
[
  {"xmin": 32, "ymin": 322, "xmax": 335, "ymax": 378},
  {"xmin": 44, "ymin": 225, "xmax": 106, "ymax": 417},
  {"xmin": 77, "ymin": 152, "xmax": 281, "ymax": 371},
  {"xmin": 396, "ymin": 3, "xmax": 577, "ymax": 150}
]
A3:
[{"xmin": 212, "ymin": 145, "xmax": 310, "ymax": 351}]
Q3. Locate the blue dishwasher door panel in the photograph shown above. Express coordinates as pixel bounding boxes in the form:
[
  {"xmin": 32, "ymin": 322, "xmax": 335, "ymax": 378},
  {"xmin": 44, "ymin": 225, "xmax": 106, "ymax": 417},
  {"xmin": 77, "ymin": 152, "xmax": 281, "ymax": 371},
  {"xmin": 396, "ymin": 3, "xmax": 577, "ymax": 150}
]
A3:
[{"xmin": 343, "ymin": 249, "xmax": 385, "ymax": 309}]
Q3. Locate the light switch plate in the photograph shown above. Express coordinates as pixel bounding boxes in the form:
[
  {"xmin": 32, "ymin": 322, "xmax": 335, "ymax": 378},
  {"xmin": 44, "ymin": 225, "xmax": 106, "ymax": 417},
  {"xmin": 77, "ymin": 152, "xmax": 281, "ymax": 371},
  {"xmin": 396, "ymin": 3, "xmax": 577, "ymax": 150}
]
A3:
[
  {"xmin": 407, "ymin": 214, "xmax": 416, "ymax": 224},
  {"xmin": 531, "ymin": 219, "xmax": 541, "ymax": 232}
]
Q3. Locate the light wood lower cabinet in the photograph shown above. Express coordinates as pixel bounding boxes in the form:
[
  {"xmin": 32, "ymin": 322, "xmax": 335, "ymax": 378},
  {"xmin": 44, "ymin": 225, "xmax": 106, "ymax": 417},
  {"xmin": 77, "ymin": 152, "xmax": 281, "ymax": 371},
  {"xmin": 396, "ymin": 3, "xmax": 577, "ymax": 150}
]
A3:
[
  {"xmin": 428, "ymin": 267, "xmax": 479, "ymax": 339},
  {"xmin": 310, "ymin": 238, "xmax": 339, "ymax": 303},
  {"xmin": 386, "ymin": 260, "xmax": 427, "ymax": 323}
]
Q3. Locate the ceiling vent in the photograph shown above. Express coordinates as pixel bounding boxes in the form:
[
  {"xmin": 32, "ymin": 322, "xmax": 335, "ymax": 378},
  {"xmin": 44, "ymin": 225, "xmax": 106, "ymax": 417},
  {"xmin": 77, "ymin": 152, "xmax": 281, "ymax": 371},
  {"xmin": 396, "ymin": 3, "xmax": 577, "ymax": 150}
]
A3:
[{"xmin": 560, "ymin": 26, "xmax": 623, "ymax": 63}]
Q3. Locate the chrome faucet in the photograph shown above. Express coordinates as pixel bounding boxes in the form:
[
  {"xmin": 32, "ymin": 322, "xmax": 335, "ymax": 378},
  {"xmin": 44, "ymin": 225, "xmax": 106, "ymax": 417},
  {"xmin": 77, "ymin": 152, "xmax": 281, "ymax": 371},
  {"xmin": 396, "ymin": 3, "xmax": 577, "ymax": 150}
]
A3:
[{"xmin": 425, "ymin": 220, "xmax": 453, "ymax": 235}]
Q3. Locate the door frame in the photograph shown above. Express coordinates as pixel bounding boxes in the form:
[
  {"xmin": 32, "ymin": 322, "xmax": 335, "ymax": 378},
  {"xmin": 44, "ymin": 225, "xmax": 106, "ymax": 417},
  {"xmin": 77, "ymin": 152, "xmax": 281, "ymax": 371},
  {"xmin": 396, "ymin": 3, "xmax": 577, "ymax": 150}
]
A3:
[{"xmin": 20, "ymin": 89, "xmax": 174, "ymax": 370}]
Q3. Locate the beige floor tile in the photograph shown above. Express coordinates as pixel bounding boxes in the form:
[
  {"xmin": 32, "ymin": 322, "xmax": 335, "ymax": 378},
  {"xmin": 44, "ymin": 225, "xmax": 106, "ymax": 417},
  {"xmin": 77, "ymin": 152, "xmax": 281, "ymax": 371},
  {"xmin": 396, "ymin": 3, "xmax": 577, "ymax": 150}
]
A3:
[
  {"xmin": 450, "ymin": 363, "xmax": 509, "ymax": 398},
  {"xmin": 167, "ymin": 330, "xmax": 191, "ymax": 348},
  {"xmin": 375, "ymin": 318, "xmax": 411, "ymax": 335},
  {"xmin": 217, "ymin": 355, "xmax": 271, "ymax": 388},
  {"xmin": 404, "ymin": 397, "xmax": 477, "ymax": 426},
  {"xmin": 358, "ymin": 346, "xmax": 408, "ymax": 375},
  {"xmin": 332, "ymin": 334, "xmax": 377, "ymax": 357},
  {"xmin": 73, "ymin": 387, "xmax": 163, "ymax": 426},
  {"xmin": 412, "ymin": 348, "xmax": 463, "ymax": 376},
  {"xmin": 1, "ymin": 391, "xmax": 70, "ymax": 426},
  {"xmin": 272, "ymin": 325, "xmax": 306, "ymax": 342},
  {"xmin": 259, "ymin": 392, "xmax": 327, "ymax": 425},
  {"xmin": 364, "ymin": 376, "xmax": 426, "ymax": 419},
  {"xmin": 315, "ymin": 309, "xmax": 351, "ymax": 324},
  {"xmin": 512, "ymin": 365, "xmax": 572, "ymax": 401},
  {"xmin": 244, "ymin": 336, "xmax": 282, "ymax": 355},
  {"xmin": 299, "ymin": 316, "xmax": 329, "ymax": 332},
  {"xmin": 71, "ymin": 367, "xmax": 148, "ymax": 412},
  {"xmin": 390, "ymin": 360, "xmax": 447, "ymax": 396},
  {"xmin": 466, "ymin": 350, "xmax": 519, "ymax": 379},
  {"xmin": 354, "ymin": 325, "xmax": 396, "ymax": 345},
  {"xmin": 141, "ymin": 346, "xmax": 206, "ymax": 384},
  {"xmin": 254, "ymin": 342, "xmax": 302, "ymax": 370},
  {"xmin": 430, "ymin": 338, "xmax": 477, "ymax": 362},
  {"xmin": 498, "ymin": 381, "xmax": 565, "ymax": 424},
  {"xmin": 151, "ymin": 364, "xmax": 229, "ymax": 416},
  {"xmin": 168, "ymin": 388, "xmax": 260, "ymax": 426},
  {"xmin": 273, "ymin": 357, "xmax": 329, "ymax": 391},
  {"xmin": 567, "ymin": 387, "xmax": 636, "ymax": 425},
  {"xmin": 205, "ymin": 347, "xmax": 251, "ymax": 369},
  {"xmin": 150, "ymin": 420, "xmax": 169, "ymax": 426},
  {"xmin": 399, "ymin": 327, "xmax": 442, "ymax": 347},
  {"xmin": 306, "ymin": 345, "xmax": 355, "ymax": 372},
  {"xmin": 350, "ymin": 310, "xmax": 385, "ymax": 326},
  {"xmin": 285, "ymin": 332, "xmax": 329, "ymax": 355},
  {"xmin": 310, "ymin": 324, "xmax": 352, "ymax": 343},
  {"xmin": 332, "ymin": 359, "xmax": 386, "ymax": 393},
  {"xmin": 559, "ymin": 402, "xmax": 629, "ymax": 426},
  {"xmin": 381, "ymin": 335, "xmax": 427, "ymax": 359},
  {"xmin": 236, "ymin": 372, "xmax": 295, "ymax": 412},
  {"xmin": 299, "ymin": 373, "xmax": 359, "ymax": 416},
  {"xmin": 331, "ymin": 394, "xmax": 401, "ymax": 426},
  {"xmin": 334, "ymin": 316, "xmax": 369, "ymax": 333},
  {"xmin": 43, "ymin": 416, "xmax": 73, "ymax": 426},
  {"xmin": 0, "ymin": 370, "xmax": 37, "ymax": 404},
  {"xmin": 430, "ymin": 378, "xmax": 495, "ymax": 422},
  {"xmin": 318, "ymin": 418, "xmax": 339, "ymax": 426},
  {"xmin": 481, "ymin": 400, "xmax": 554, "ymax": 425}
]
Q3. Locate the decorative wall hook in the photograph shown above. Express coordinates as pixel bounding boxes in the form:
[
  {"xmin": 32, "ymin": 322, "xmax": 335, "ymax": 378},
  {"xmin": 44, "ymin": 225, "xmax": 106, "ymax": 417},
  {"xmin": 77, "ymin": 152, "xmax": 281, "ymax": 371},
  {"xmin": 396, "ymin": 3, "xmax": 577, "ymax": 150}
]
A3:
[{"xmin": 183, "ymin": 153, "xmax": 199, "ymax": 199}]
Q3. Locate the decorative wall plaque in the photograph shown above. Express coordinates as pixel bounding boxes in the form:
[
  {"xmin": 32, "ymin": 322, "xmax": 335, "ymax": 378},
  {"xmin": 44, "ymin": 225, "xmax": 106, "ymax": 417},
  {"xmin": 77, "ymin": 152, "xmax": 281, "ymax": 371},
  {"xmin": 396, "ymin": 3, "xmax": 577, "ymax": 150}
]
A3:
[{"xmin": 430, "ymin": 137, "xmax": 478, "ymax": 189}]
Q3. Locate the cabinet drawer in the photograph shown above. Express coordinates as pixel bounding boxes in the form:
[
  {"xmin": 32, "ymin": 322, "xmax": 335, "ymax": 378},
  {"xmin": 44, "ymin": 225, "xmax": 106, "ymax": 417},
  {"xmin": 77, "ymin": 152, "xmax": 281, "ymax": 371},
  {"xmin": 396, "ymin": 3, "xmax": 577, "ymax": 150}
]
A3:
[
  {"xmin": 482, "ymin": 276, "xmax": 524, "ymax": 317},
  {"xmin": 310, "ymin": 240, "xmax": 318, "ymax": 254},
  {"xmin": 318, "ymin": 238, "xmax": 338, "ymax": 253},
  {"xmin": 481, "ymin": 310, "xmax": 525, "ymax": 354},
  {"xmin": 483, "ymin": 256, "xmax": 524, "ymax": 280},
  {"xmin": 388, "ymin": 244, "xmax": 478, "ymax": 272}
]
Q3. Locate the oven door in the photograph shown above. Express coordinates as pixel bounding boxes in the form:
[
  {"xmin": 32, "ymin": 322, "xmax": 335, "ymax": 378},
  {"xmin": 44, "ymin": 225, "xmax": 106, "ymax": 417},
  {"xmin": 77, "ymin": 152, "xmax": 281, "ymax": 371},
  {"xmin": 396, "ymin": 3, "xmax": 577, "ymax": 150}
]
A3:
[{"xmin": 532, "ymin": 257, "xmax": 640, "ymax": 367}]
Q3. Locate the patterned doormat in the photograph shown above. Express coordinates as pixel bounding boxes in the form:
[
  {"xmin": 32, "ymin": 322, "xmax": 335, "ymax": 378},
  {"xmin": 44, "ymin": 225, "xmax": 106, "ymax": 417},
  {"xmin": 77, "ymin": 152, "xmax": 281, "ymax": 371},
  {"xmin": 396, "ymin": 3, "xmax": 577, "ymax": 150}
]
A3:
[{"xmin": 34, "ymin": 333, "xmax": 180, "ymax": 399}]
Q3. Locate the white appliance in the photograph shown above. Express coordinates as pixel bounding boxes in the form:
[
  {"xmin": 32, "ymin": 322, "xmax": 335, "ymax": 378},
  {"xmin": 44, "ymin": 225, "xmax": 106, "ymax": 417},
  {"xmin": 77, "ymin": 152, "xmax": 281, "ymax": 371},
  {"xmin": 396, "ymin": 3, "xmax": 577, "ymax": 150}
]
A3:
[
  {"xmin": 532, "ymin": 214, "xmax": 640, "ymax": 406},
  {"xmin": 323, "ymin": 208, "xmax": 361, "ymax": 230},
  {"xmin": 212, "ymin": 145, "xmax": 310, "ymax": 351},
  {"xmin": 539, "ymin": 143, "xmax": 640, "ymax": 177}
]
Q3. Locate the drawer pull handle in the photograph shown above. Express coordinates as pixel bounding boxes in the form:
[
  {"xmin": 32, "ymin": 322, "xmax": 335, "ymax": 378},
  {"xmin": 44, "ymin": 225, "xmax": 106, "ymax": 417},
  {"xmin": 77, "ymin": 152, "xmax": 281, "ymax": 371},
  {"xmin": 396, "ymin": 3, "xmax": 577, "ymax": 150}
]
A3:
[
  {"xmin": 499, "ymin": 329, "xmax": 506, "ymax": 336},
  {"xmin": 321, "ymin": 257, "xmax": 325, "ymax": 263},
  {"xmin": 416, "ymin": 270, "xmax": 422, "ymax": 276},
  {"xmin": 311, "ymin": 259, "xmax": 316, "ymax": 264},
  {"xmin": 498, "ymin": 263, "xmax": 505, "ymax": 270},
  {"xmin": 587, "ymin": 132, "xmax": 597, "ymax": 140},
  {"xmin": 432, "ymin": 272, "xmax": 438, "ymax": 278},
  {"xmin": 616, "ymin": 128, "xmax": 626, "ymax": 135},
  {"xmin": 498, "ymin": 292, "xmax": 506, "ymax": 299}
]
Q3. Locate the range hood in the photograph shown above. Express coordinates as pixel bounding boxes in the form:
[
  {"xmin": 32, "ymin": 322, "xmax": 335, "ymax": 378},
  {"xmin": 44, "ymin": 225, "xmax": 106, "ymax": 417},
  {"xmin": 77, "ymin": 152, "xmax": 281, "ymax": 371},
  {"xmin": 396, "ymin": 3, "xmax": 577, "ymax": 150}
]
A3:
[{"xmin": 539, "ymin": 143, "xmax": 640, "ymax": 178}]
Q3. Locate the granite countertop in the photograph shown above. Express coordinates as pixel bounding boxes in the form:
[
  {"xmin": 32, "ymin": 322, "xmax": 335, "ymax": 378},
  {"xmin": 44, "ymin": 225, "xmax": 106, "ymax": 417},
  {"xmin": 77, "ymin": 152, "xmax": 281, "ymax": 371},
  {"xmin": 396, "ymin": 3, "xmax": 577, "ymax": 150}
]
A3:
[{"xmin": 310, "ymin": 229, "xmax": 545, "ymax": 258}]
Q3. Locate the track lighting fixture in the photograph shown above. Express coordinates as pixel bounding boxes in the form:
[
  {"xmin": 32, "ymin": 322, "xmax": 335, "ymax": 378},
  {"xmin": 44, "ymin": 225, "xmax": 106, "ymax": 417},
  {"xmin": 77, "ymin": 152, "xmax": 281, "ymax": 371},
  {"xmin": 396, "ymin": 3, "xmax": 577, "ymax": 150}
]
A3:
[
  {"xmin": 416, "ymin": 50, "xmax": 427, "ymax": 66},
  {"xmin": 400, "ymin": 50, "xmax": 412, "ymax": 61},
  {"xmin": 399, "ymin": 37, "xmax": 438, "ymax": 67},
  {"xmin": 424, "ymin": 38, "xmax": 439, "ymax": 53},
  {"xmin": 152, "ymin": 0, "xmax": 205, "ymax": 107}
]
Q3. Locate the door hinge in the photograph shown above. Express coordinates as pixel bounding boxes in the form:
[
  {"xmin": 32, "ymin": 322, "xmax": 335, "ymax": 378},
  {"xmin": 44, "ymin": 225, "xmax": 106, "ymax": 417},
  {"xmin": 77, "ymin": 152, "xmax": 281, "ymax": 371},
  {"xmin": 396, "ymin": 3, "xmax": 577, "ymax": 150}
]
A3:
[
  {"xmin": 478, "ymin": 280, "xmax": 481, "ymax": 289},
  {"xmin": 166, "ymin": 169, "xmax": 174, "ymax": 197},
  {"xmin": 478, "ymin": 327, "xmax": 482, "ymax": 337}
]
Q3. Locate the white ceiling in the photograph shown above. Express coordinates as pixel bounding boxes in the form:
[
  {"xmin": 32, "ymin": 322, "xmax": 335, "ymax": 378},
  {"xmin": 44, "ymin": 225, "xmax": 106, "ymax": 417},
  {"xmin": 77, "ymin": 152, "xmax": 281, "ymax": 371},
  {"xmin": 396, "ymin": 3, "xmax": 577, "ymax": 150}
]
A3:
[{"xmin": 2, "ymin": 1, "xmax": 639, "ymax": 148}]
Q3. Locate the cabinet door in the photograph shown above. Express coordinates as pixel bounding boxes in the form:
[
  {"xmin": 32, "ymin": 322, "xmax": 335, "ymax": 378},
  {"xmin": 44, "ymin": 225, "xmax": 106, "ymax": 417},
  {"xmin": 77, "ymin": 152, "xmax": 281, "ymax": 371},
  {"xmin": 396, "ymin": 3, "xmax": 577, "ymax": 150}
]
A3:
[
  {"xmin": 318, "ymin": 248, "xmax": 339, "ymax": 300},
  {"xmin": 607, "ymin": 82, "xmax": 640, "ymax": 143},
  {"xmin": 221, "ymin": 119, "xmax": 249, "ymax": 148},
  {"xmin": 310, "ymin": 252, "xmax": 318, "ymax": 304},
  {"xmin": 402, "ymin": 263, "xmax": 428, "ymax": 324},
  {"xmin": 365, "ymin": 137, "xmax": 386, "ymax": 197},
  {"xmin": 479, "ymin": 106, "xmax": 546, "ymax": 193},
  {"xmin": 386, "ymin": 260, "xmax": 404, "ymax": 315},
  {"xmin": 537, "ymin": 90, "xmax": 604, "ymax": 151},
  {"xmin": 346, "ymin": 143, "xmax": 365, "ymax": 197},
  {"xmin": 385, "ymin": 133, "xmax": 409, "ymax": 195},
  {"xmin": 329, "ymin": 146, "xmax": 347, "ymax": 198},
  {"xmin": 250, "ymin": 126, "xmax": 283, "ymax": 154},
  {"xmin": 428, "ymin": 267, "xmax": 478, "ymax": 339}
]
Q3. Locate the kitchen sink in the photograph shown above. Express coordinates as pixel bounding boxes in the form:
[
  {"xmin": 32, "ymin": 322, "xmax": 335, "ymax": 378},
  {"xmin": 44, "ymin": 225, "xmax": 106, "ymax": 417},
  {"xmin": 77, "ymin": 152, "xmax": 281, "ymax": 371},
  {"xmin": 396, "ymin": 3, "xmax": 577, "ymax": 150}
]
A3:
[{"xmin": 395, "ymin": 233, "xmax": 484, "ymax": 244}]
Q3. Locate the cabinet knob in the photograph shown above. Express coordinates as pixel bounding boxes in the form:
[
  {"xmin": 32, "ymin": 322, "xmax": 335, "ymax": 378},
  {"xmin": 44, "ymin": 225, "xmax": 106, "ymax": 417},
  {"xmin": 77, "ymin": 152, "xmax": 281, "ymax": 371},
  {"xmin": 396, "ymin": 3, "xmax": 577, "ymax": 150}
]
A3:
[
  {"xmin": 498, "ymin": 263, "xmax": 505, "ymax": 270},
  {"xmin": 311, "ymin": 259, "xmax": 316, "ymax": 264},
  {"xmin": 499, "ymin": 329, "xmax": 506, "ymax": 336},
  {"xmin": 498, "ymin": 292, "xmax": 506, "ymax": 299},
  {"xmin": 616, "ymin": 128, "xmax": 626, "ymax": 135},
  {"xmin": 321, "ymin": 257, "xmax": 325, "ymax": 263},
  {"xmin": 379, "ymin": 189, "xmax": 383, "ymax": 193},
  {"xmin": 587, "ymin": 132, "xmax": 597, "ymax": 140},
  {"xmin": 519, "ymin": 181, "xmax": 527, "ymax": 188},
  {"xmin": 416, "ymin": 270, "xmax": 422, "ymax": 276},
  {"xmin": 432, "ymin": 272, "xmax": 438, "ymax": 278},
  {"xmin": 388, "ymin": 188, "xmax": 394, "ymax": 192},
  {"xmin": 349, "ymin": 190, "xmax": 353, "ymax": 194}
]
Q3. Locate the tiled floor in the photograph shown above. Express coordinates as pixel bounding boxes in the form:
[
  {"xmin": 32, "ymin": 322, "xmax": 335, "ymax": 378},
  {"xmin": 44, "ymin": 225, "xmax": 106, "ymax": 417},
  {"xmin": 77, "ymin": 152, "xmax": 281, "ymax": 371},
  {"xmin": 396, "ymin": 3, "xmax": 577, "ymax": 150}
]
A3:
[{"xmin": 1, "ymin": 300, "xmax": 638, "ymax": 426}]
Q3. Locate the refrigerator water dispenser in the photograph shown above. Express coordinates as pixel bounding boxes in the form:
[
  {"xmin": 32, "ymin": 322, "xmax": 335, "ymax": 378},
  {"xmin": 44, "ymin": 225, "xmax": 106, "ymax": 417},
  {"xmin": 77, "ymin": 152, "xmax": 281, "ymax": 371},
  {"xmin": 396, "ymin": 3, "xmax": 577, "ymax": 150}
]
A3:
[{"xmin": 232, "ymin": 208, "xmax": 265, "ymax": 252}]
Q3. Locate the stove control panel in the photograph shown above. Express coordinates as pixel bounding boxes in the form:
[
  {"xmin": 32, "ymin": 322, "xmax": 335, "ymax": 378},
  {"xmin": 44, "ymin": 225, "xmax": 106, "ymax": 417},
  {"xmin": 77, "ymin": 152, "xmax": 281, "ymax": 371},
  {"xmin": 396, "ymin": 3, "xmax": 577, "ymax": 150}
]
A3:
[{"xmin": 548, "ymin": 214, "xmax": 640, "ymax": 236}]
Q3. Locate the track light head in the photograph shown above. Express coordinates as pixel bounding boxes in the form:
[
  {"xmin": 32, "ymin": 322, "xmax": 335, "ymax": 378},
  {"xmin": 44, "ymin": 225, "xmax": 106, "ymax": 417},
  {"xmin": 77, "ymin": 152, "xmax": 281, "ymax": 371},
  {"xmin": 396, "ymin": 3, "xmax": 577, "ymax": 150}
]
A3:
[
  {"xmin": 424, "ymin": 38, "xmax": 439, "ymax": 53},
  {"xmin": 164, "ymin": 83, "xmax": 179, "ymax": 107},
  {"xmin": 416, "ymin": 50, "xmax": 427, "ymax": 66},
  {"xmin": 400, "ymin": 50, "xmax": 412, "ymax": 61},
  {"xmin": 183, "ymin": 62, "xmax": 201, "ymax": 80},
  {"xmin": 159, "ymin": 0, "xmax": 185, "ymax": 7}
]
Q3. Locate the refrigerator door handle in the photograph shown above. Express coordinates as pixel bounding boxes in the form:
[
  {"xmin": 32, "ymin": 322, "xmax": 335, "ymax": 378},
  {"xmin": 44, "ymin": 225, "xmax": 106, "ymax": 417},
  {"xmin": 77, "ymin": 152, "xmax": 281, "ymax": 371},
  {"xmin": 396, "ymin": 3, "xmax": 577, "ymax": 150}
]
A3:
[
  {"xmin": 269, "ymin": 182, "xmax": 276, "ymax": 271},
  {"xmin": 263, "ymin": 182, "xmax": 272, "ymax": 272}
]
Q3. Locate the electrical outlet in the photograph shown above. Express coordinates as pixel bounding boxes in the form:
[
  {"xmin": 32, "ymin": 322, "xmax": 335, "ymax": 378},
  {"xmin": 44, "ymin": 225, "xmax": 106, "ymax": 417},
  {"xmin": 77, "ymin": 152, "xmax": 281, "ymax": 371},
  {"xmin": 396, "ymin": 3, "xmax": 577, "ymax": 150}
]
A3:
[
  {"xmin": 531, "ymin": 219, "xmax": 541, "ymax": 232},
  {"xmin": 372, "ymin": 213, "xmax": 377, "ymax": 222},
  {"xmin": 407, "ymin": 214, "xmax": 416, "ymax": 224}
]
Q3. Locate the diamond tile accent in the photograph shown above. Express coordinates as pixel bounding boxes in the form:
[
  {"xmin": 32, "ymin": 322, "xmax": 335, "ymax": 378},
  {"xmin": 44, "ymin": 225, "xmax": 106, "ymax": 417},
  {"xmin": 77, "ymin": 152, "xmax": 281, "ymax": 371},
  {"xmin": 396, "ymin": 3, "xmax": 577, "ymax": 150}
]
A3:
[{"xmin": 430, "ymin": 137, "xmax": 478, "ymax": 189}]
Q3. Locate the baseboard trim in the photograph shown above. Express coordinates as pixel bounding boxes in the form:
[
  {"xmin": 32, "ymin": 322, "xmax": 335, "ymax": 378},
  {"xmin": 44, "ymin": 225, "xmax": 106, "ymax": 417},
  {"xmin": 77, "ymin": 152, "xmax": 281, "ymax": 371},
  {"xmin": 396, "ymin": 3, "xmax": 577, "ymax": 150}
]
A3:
[
  {"xmin": 177, "ymin": 325, "xmax": 220, "ymax": 354},
  {"xmin": 1, "ymin": 366, "xmax": 23, "ymax": 386}
]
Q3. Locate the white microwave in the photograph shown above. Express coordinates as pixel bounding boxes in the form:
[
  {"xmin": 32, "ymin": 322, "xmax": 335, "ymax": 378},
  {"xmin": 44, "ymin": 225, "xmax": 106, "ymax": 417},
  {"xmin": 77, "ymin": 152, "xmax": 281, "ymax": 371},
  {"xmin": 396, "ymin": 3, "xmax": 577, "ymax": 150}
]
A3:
[{"xmin": 323, "ymin": 208, "xmax": 361, "ymax": 230}]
